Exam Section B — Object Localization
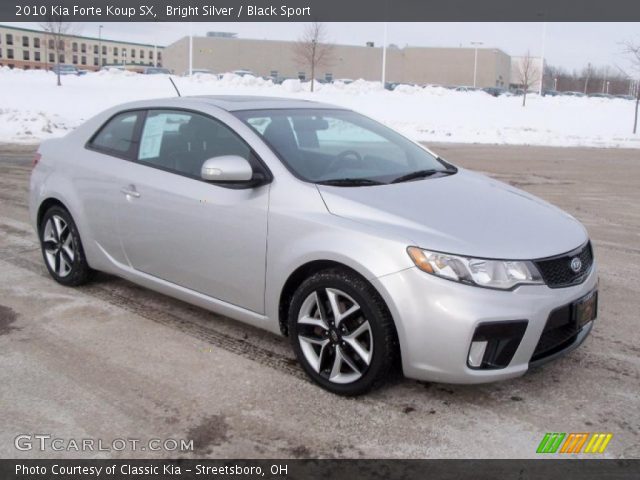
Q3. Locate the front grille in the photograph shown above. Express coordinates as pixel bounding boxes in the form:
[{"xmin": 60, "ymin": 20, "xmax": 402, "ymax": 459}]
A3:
[
  {"xmin": 534, "ymin": 242, "xmax": 593, "ymax": 288},
  {"xmin": 531, "ymin": 304, "xmax": 581, "ymax": 362}
]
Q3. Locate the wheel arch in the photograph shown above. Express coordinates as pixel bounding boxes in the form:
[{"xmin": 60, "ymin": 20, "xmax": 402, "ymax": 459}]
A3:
[
  {"xmin": 277, "ymin": 259, "xmax": 398, "ymax": 346},
  {"xmin": 36, "ymin": 197, "xmax": 70, "ymax": 233}
]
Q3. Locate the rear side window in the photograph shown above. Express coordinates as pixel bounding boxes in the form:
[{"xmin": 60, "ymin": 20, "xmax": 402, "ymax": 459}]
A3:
[{"xmin": 89, "ymin": 111, "xmax": 142, "ymax": 158}]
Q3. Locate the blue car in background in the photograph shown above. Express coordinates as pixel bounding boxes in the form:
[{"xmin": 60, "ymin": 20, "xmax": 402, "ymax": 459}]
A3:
[{"xmin": 51, "ymin": 64, "xmax": 85, "ymax": 76}]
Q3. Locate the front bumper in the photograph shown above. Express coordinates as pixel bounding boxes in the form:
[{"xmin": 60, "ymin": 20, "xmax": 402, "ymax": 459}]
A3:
[{"xmin": 371, "ymin": 262, "xmax": 598, "ymax": 384}]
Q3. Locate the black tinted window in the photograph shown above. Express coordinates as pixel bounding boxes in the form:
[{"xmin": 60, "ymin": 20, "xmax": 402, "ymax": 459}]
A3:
[
  {"xmin": 90, "ymin": 111, "xmax": 141, "ymax": 157},
  {"xmin": 137, "ymin": 110, "xmax": 252, "ymax": 178}
]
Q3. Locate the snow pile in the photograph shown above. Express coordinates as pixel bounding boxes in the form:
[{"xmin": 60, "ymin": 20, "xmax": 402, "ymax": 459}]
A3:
[
  {"xmin": 0, "ymin": 108, "xmax": 74, "ymax": 142},
  {"xmin": 316, "ymin": 79, "xmax": 386, "ymax": 95},
  {"xmin": 281, "ymin": 78, "xmax": 303, "ymax": 93},
  {"xmin": 0, "ymin": 67, "xmax": 638, "ymax": 148}
]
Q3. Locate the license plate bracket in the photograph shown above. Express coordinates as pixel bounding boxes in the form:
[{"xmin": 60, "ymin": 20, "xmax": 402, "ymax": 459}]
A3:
[{"xmin": 572, "ymin": 289, "xmax": 598, "ymax": 328}]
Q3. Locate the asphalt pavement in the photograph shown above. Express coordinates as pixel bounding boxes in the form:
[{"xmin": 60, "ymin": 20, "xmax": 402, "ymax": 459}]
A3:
[{"xmin": 0, "ymin": 143, "xmax": 638, "ymax": 459}]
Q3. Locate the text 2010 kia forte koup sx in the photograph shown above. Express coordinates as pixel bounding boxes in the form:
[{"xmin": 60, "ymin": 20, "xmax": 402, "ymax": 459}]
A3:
[{"xmin": 29, "ymin": 96, "xmax": 598, "ymax": 395}]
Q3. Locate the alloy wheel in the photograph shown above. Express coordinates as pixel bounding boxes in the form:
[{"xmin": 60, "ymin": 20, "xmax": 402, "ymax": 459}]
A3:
[
  {"xmin": 42, "ymin": 215, "xmax": 75, "ymax": 278},
  {"xmin": 297, "ymin": 288, "xmax": 373, "ymax": 384}
]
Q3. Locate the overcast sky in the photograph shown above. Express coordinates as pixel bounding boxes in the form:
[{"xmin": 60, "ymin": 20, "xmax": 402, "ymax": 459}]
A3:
[{"xmin": 5, "ymin": 22, "xmax": 640, "ymax": 71}]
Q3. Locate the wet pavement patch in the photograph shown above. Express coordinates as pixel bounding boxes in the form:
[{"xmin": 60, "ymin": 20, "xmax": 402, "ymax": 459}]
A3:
[
  {"xmin": 0, "ymin": 305, "xmax": 19, "ymax": 335},
  {"xmin": 289, "ymin": 445, "xmax": 312, "ymax": 458},
  {"xmin": 186, "ymin": 414, "xmax": 230, "ymax": 454}
]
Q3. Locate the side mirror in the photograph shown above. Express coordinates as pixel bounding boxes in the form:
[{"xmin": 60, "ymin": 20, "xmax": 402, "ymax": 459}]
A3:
[{"xmin": 201, "ymin": 155, "xmax": 253, "ymax": 182}]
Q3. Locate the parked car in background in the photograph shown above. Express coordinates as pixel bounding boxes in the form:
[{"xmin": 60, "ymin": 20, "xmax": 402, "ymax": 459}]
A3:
[
  {"xmin": 30, "ymin": 96, "xmax": 598, "ymax": 395},
  {"xmin": 271, "ymin": 76, "xmax": 296, "ymax": 84},
  {"xmin": 100, "ymin": 65, "xmax": 126, "ymax": 72},
  {"xmin": 482, "ymin": 87, "xmax": 506, "ymax": 97},
  {"xmin": 541, "ymin": 89, "xmax": 560, "ymax": 97},
  {"xmin": 182, "ymin": 69, "xmax": 214, "ymax": 76},
  {"xmin": 143, "ymin": 67, "xmax": 172, "ymax": 75},
  {"xmin": 561, "ymin": 91, "xmax": 586, "ymax": 97},
  {"xmin": 587, "ymin": 93, "xmax": 615, "ymax": 99},
  {"xmin": 230, "ymin": 69, "xmax": 256, "ymax": 77},
  {"xmin": 615, "ymin": 94, "xmax": 635, "ymax": 100},
  {"xmin": 385, "ymin": 82, "xmax": 416, "ymax": 91},
  {"xmin": 51, "ymin": 64, "xmax": 81, "ymax": 76},
  {"xmin": 455, "ymin": 86, "xmax": 481, "ymax": 92}
]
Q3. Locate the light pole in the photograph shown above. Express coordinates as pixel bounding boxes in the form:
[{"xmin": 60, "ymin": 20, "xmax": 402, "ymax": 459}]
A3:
[
  {"xmin": 539, "ymin": 22, "xmax": 547, "ymax": 95},
  {"xmin": 188, "ymin": 22, "xmax": 193, "ymax": 76},
  {"xmin": 98, "ymin": 25, "xmax": 103, "ymax": 69},
  {"xmin": 381, "ymin": 22, "xmax": 388, "ymax": 86},
  {"xmin": 471, "ymin": 41, "xmax": 483, "ymax": 87}
]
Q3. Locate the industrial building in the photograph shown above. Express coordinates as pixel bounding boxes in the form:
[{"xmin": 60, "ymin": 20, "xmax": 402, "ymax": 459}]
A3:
[
  {"xmin": 0, "ymin": 24, "xmax": 538, "ymax": 89},
  {"xmin": 0, "ymin": 24, "xmax": 164, "ymax": 71},
  {"xmin": 163, "ymin": 33, "xmax": 513, "ymax": 88}
]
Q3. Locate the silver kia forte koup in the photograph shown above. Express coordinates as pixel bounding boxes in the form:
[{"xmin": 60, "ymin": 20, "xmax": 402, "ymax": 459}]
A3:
[{"xmin": 30, "ymin": 96, "xmax": 598, "ymax": 395}]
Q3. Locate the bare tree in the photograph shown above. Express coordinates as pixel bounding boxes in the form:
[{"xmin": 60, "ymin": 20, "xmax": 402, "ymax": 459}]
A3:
[
  {"xmin": 40, "ymin": 18, "xmax": 73, "ymax": 86},
  {"xmin": 620, "ymin": 40, "xmax": 640, "ymax": 134},
  {"xmin": 517, "ymin": 51, "xmax": 540, "ymax": 107},
  {"xmin": 583, "ymin": 63, "xmax": 593, "ymax": 94},
  {"xmin": 292, "ymin": 23, "xmax": 334, "ymax": 92},
  {"xmin": 546, "ymin": 62, "xmax": 629, "ymax": 94}
]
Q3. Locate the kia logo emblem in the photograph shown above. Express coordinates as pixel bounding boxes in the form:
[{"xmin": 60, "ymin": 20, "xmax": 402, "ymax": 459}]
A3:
[{"xmin": 570, "ymin": 257, "xmax": 582, "ymax": 273}]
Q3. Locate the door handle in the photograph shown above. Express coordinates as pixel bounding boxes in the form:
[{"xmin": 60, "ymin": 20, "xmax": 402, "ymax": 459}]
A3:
[{"xmin": 120, "ymin": 186, "xmax": 141, "ymax": 198}]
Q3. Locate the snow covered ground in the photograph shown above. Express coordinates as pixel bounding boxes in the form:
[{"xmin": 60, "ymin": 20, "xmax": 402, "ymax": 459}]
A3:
[{"xmin": 0, "ymin": 67, "xmax": 638, "ymax": 148}]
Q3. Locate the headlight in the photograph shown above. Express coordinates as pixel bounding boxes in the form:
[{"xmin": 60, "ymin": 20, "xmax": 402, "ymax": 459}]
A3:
[{"xmin": 407, "ymin": 247, "xmax": 543, "ymax": 290}]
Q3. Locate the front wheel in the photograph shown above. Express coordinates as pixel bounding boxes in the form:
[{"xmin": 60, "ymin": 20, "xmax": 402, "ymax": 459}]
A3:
[{"xmin": 288, "ymin": 269, "xmax": 398, "ymax": 395}]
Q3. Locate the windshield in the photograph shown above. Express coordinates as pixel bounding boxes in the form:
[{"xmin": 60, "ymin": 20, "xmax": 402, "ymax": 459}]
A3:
[{"xmin": 234, "ymin": 109, "xmax": 453, "ymax": 185}]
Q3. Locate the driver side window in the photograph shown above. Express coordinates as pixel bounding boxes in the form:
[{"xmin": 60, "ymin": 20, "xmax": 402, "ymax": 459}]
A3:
[{"xmin": 137, "ymin": 110, "xmax": 252, "ymax": 178}]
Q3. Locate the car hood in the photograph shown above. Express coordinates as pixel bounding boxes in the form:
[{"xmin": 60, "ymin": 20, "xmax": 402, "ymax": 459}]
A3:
[{"xmin": 317, "ymin": 168, "xmax": 588, "ymax": 259}]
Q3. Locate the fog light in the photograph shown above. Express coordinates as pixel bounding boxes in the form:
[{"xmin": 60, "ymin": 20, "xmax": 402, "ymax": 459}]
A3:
[
  {"xmin": 467, "ymin": 320, "xmax": 528, "ymax": 369},
  {"xmin": 468, "ymin": 340, "xmax": 488, "ymax": 368}
]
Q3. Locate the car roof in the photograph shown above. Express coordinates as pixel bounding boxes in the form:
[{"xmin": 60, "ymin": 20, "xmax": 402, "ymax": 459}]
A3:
[
  {"xmin": 99, "ymin": 96, "xmax": 346, "ymax": 117},
  {"xmin": 188, "ymin": 95, "xmax": 343, "ymax": 112}
]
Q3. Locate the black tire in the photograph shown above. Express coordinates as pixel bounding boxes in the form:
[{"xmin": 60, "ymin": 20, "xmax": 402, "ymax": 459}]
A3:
[
  {"xmin": 39, "ymin": 205, "xmax": 93, "ymax": 286},
  {"xmin": 288, "ymin": 268, "xmax": 398, "ymax": 395}
]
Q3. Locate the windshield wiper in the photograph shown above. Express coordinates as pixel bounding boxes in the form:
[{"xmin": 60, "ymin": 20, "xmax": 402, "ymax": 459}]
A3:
[
  {"xmin": 316, "ymin": 178, "xmax": 385, "ymax": 187},
  {"xmin": 391, "ymin": 168, "xmax": 456, "ymax": 184}
]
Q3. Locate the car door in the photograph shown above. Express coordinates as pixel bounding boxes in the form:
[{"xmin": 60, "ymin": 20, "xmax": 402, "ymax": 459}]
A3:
[
  {"xmin": 80, "ymin": 110, "xmax": 146, "ymax": 268},
  {"xmin": 117, "ymin": 109, "xmax": 270, "ymax": 314}
]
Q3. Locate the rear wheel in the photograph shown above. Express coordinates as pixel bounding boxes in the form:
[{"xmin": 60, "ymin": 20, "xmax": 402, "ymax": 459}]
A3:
[
  {"xmin": 39, "ymin": 206, "xmax": 93, "ymax": 286},
  {"xmin": 288, "ymin": 269, "xmax": 397, "ymax": 395}
]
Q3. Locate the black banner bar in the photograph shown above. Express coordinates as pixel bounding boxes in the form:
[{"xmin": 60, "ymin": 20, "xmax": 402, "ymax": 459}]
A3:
[
  {"xmin": 4, "ymin": 0, "xmax": 640, "ymax": 22},
  {"xmin": 1, "ymin": 459, "xmax": 640, "ymax": 480}
]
